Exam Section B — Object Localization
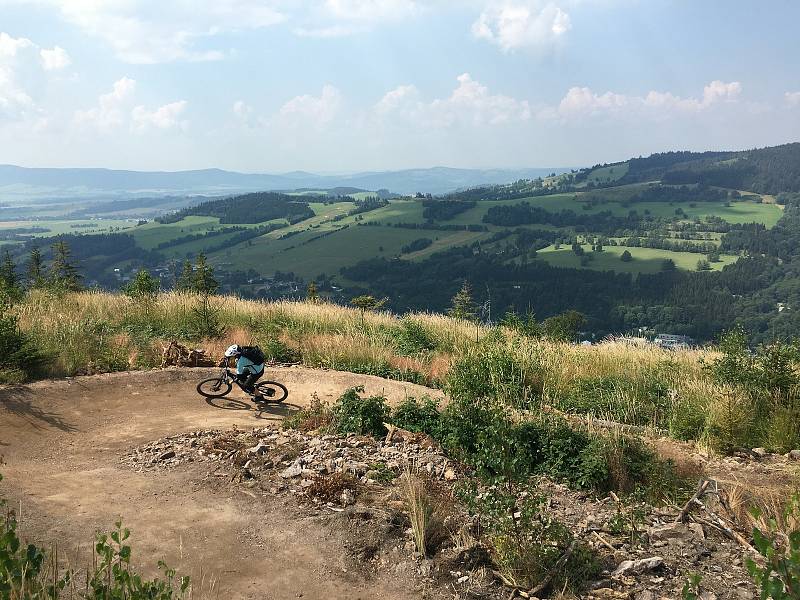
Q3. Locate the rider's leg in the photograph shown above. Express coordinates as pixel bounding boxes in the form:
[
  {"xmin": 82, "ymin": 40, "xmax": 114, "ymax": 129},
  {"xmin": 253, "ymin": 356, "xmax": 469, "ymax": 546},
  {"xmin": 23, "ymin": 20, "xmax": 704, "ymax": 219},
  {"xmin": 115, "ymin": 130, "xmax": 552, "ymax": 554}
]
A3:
[{"xmin": 243, "ymin": 370, "xmax": 264, "ymax": 400}]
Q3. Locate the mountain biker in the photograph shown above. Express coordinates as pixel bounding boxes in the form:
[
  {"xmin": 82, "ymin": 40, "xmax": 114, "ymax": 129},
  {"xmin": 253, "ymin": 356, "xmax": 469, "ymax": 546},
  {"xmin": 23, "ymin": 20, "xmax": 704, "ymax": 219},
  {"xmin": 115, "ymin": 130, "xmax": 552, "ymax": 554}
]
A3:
[{"xmin": 220, "ymin": 344, "xmax": 265, "ymax": 402}]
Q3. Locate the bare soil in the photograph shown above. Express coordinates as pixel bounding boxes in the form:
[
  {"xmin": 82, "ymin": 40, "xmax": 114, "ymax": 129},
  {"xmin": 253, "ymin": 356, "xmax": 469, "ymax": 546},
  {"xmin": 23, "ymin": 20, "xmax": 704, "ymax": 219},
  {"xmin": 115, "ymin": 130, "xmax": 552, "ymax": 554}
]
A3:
[{"xmin": 0, "ymin": 367, "xmax": 445, "ymax": 600}]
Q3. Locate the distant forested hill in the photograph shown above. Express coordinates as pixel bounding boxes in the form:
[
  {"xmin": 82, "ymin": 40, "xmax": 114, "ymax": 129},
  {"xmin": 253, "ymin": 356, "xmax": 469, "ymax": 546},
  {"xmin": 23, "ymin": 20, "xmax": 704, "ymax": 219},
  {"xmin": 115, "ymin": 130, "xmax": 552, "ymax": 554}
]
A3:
[
  {"xmin": 614, "ymin": 143, "xmax": 800, "ymax": 194},
  {"xmin": 158, "ymin": 192, "xmax": 316, "ymax": 224}
]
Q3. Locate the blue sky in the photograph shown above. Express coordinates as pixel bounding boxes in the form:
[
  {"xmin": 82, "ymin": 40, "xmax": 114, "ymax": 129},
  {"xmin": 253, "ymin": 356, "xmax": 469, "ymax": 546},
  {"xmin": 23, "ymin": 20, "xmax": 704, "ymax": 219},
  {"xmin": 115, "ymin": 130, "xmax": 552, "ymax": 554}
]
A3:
[{"xmin": 0, "ymin": 0, "xmax": 798, "ymax": 172}]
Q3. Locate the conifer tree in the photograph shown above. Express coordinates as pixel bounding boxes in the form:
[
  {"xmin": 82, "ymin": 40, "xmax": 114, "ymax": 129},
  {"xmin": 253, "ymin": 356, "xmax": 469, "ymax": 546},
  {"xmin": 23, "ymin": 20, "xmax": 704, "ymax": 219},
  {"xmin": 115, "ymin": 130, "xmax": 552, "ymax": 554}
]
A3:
[
  {"xmin": 306, "ymin": 281, "xmax": 320, "ymax": 303},
  {"xmin": 0, "ymin": 249, "xmax": 18, "ymax": 290},
  {"xmin": 449, "ymin": 281, "xmax": 476, "ymax": 321},
  {"xmin": 176, "ymin": 260, "xmax": 194, "ymax": 293},
  {"xmin": 27, "ymin": 246, "xmax": 44, "ymax": 288},
  {"xmin": 192, "ymin": 253, "xmax": 218, "ymax": 295},
  {"xmin": 48, "ymin": 241, "xmax": 82, "ymax": 291}
]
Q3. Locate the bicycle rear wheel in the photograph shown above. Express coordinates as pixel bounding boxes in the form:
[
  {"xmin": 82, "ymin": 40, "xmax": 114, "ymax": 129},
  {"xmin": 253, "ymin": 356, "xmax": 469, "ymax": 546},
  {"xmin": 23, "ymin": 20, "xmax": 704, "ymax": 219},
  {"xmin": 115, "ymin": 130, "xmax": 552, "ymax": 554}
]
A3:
[
  {"xmin": 197, "ymin": 377, "xmax": 233, "ymax": 398},
  {"xmin": 256, "ymin": 381, "xmax": 289, "ymax": 403}
]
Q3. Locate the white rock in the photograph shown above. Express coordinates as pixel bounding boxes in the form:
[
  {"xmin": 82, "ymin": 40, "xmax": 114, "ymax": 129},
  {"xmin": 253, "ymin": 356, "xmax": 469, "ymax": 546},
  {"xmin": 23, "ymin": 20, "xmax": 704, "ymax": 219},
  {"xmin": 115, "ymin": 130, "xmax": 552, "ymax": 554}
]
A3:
[{"xmin": 612, "ymin": 556, "xmax": 664, "ymax": 577}]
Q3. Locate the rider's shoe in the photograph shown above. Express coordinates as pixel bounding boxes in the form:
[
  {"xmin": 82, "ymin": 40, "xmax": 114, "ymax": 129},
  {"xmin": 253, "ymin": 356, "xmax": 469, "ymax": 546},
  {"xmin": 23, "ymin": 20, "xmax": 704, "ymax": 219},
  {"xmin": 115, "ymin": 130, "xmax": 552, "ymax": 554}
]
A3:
[{"xmin": 251, "ymin": 393, "xmax": 266, "ymax": 403}]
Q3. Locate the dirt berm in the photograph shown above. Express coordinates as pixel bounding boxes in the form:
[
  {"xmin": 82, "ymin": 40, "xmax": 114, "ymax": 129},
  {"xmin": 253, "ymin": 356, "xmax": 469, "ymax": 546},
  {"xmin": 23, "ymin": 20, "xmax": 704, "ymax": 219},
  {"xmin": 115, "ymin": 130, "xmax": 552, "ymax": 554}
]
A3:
[{"xmin": 0, "ymin": 366, "xmax": 445, "ymax": 600}]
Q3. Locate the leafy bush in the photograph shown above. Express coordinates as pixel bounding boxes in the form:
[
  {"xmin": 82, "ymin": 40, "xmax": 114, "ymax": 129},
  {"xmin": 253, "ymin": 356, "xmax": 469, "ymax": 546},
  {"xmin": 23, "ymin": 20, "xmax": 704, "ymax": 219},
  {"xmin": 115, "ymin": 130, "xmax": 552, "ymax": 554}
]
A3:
[
  {"xmin": 392, "ymin": 396, "xmax": 445, "ymax": 439},
  {"xmin": 0, "ymin": 293, "xmax": 47, "ymax": 383},
  {"xmin": 393, "ymin": 319, "xmax": 436, "ymax": 356},
  {"xmin": 445, "ymin": 337, "xmax": 542, "ymax": 409},
  {"xmin": 332, "ymin": 386, "xmax": 390, "ymax": 438},
  {"xmin": 461, "ymin": 481, "xmax": 598, "ymax": 594},
  {"xmin": 747, "ymin": 495, "xmax": 800, "ymax": 599},
  {"xmin": 260, "ymin": 338, "xmax": 300, "ymax": 363},
  {"xmin": 283, "ymin": 393, "xmax": 333, "ymax": 432}
]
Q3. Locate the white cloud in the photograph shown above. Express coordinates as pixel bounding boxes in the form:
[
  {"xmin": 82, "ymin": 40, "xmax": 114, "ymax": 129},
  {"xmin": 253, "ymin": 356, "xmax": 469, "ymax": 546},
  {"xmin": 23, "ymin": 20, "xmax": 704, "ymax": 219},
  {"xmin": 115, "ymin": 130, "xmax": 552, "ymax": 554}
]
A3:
[
  {"xmin": 553, "ymin": 80, "xmax": 743, "ymax": 119},
  {"xmin": 42, "ymin": 0, "xmax": 286, "ymax": 64},
  {"xmin": 279, "ymin": 84, "xmax": 342, "ymax": 126},
  {"xmin": 375, "ymin": 73, "xmax": 531, "ymax": 127},
  {"xmin": 74, "ymin": 77, "xmax": 137, "ymax": 131},
  {"xmin": 472, "ymin": 1, "xmax": 571, "ymax": 52},
  {"xmin": 132, "ymin": 100, "xmax": 188, "ymax": 132},
  {"xmin": 0, "ymin": 32, "xmax": 46, "ymax": 119},
  {"xmin": 784, "ymin": 91, "xmax": 800, "ymax": 107},
  {"xmin": 40, "ymin": 45, "xmax": 71, "ymax": 70}
]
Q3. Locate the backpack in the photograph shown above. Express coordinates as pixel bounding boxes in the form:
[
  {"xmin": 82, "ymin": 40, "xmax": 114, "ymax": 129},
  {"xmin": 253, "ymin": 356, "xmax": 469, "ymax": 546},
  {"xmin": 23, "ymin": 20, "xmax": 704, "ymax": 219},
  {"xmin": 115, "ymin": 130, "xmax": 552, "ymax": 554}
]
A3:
[{"xmin": 240, "ymin": 345, "xmax": 265, "ymax": 364}]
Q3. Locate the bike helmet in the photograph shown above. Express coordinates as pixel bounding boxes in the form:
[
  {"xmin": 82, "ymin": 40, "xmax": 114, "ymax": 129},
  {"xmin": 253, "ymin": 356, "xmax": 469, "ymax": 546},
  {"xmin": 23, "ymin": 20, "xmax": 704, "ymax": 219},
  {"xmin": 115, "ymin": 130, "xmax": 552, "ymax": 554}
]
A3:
[{"xmin": 224, "ymin": 344, "xmax": 241, "ymax": 358}]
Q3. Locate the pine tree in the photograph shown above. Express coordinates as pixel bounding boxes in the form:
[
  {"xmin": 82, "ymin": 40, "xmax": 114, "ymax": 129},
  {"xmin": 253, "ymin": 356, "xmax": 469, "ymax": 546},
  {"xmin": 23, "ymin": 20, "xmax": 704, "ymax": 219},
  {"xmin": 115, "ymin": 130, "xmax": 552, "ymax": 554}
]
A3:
[
  {"xmin": 192, "ymin": 253, "xmax": 218, "ymax": 295},
  {"xmin": 449, "ymin": 281, "xmax": 476, "ymax": 321},
  {"xmin": 27, "ymin": 246, "xmax": 44, "ymax": 288},
  {"xmin": 306, "ymin": 281, "xmax": 320, "ymax": 303},
  {"xmin": 0, "ymin": 249, "xmax": 18, "ymax": 290},
  {"xmin": 48, "ymin": 241, "xmax": 82, "ymax": 291},
  {"xmin": 176, "ymin": 260, "xmax": 195, "ymax": 293}
]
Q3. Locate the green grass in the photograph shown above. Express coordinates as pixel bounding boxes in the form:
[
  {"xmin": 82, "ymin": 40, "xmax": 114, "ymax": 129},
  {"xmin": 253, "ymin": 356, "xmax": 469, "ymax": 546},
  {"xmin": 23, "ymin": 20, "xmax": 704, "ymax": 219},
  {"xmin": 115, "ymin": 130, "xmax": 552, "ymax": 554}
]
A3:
[
  {"xmin": 536, "ymin": 244, "xmax": 738, "ymax": 274},
  {"xmin": 130, "ymin": 216, "xmax": 222, "ymax": 250},
  {"xmin": 0, "ymin": 219, "xmax": 136, "ymax": 237},
  {"xmin": 582, "ymin": 162, "xmax": 629, "ymax": 186},
  {"xmin": 210, "ymin": 224, "xmax": 484, "ymax": 280}
]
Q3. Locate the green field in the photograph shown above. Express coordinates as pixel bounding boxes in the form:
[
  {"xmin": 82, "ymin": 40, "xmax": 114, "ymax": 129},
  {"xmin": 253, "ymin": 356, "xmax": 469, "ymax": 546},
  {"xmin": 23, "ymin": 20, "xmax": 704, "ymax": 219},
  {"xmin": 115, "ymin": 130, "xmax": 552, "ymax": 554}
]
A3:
[
  {"xmin": 131, "ymin": 216, "xmax": 222, "ymax": 250},
  {"xmin": 536, "ymin": 244, "xmax": 738, "ymax": 274},
  {"xmin": 0, "ymin": 219, "xmax": 136, "ymax": 238},
  {"xmin": 209, "ymin": 224, "xmax": 486, "ymax": 280},
  {"xmin": 582, "ymin": 162, "xmax": 629, "ymax": 186}
]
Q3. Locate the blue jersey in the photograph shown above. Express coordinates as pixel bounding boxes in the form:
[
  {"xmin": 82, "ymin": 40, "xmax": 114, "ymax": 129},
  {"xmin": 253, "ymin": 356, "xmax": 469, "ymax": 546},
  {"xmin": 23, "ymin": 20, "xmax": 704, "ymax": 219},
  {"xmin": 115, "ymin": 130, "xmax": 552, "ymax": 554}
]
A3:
[{"xmin": 236, "ymin": 355, "xmax": 264, "ymax": 375}]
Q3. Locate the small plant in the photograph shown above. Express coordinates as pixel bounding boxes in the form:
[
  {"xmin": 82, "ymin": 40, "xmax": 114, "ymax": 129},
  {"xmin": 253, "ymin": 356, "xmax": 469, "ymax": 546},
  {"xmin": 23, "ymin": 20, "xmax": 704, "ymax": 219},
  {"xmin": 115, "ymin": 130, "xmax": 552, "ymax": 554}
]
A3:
[
  {"xmin": 682, "ymin": 572, "xmax": 703, "ymax": 600},
  {"xmin": 391, "ymin": 396, "xmax": 445, "ymax": 440},
  {"xmin": 607, "ymin": 497, "xmax": 648, "ymax": 546},
  {"xmin": 747, "ymin": 495, "xmax": 800, "ymax": 599},
  {"xmin": 332, "ymin": 386, "xmax": 390, "ymax": 438},
  {"xmin": 349, "ymin": 295, "xmax": 387, "ymax": 326},
  {"xmin": 284, "ymin": 392, "xmax": 333, "ymax": 432},
  {"xmin": 393, "ymin": 319, "xmax": 436, "ymax": 356},
  {"xmin": 400, "ymin": 471, "xmax": 442, "ymax": 557},
  {"xmin": 123, "ymin": 269, "xmax": 160, "ymax": 304}
]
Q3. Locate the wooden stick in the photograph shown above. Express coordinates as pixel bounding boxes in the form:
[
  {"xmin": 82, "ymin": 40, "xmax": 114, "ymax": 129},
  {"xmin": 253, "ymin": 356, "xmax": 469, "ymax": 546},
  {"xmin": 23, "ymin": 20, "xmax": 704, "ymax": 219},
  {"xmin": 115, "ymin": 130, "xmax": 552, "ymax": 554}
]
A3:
[
  {"xmin": 675, "ymin": 479, "xmax": 711, "ymax": 523},
  {"xmin": 592, "ymin": 530, "xmax": 617, "ymax": 552}
]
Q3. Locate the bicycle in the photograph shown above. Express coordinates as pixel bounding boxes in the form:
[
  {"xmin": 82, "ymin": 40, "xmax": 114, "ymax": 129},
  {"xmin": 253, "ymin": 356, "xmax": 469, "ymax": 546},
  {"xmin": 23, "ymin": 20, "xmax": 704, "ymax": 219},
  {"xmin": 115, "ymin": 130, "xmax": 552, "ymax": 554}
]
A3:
[{"xmin": 196, "ymin": 368, "xmax": 289, "ymax": 404}]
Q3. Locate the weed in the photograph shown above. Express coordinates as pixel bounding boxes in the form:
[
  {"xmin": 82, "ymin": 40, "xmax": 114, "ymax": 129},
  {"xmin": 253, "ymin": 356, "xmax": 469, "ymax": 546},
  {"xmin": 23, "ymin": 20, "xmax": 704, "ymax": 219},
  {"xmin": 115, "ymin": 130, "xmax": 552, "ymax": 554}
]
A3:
[
  {"xmin": 332, "ymin": 386, "xmax": 390, "ymax": 438},
  {"xmin": 283, "ymin": 392, "xmax": 333, "ymax": 432},
  {"xmin": 747, "ymin": 495, "xmax": 800, "ymax": 599},
  {"xmin": 400, "ymin": 471, "xmax": 443, "ymax": 557},
  {"xmin": 391, "ymin": 396, "xmax": 445, "ymax": 440}
]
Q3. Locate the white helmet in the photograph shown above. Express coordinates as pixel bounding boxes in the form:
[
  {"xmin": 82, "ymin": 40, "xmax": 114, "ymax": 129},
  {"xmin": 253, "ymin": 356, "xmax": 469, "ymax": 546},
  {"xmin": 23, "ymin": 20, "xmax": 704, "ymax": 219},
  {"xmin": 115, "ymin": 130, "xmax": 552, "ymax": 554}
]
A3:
[{"xmin": 224, "ymin": 344, "xmax": 241, "ymax": 358}]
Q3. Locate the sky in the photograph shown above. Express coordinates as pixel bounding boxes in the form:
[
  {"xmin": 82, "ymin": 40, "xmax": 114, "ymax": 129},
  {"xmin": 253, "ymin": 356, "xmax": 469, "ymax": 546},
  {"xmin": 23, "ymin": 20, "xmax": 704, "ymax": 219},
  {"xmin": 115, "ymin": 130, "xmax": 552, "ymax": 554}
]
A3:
[{"xmin": 0, "ymin": 0, "xmax": 799, "ymax": 173}]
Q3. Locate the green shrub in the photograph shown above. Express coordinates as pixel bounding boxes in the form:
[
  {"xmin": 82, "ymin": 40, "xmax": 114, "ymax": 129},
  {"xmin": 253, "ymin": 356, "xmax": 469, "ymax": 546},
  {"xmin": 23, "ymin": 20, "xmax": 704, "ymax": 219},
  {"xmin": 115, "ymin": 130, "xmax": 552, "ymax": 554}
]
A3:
[
  {"xmin": 463, "ymin": 483, "xmax": 598, "ymax": 594},
  {"xmin": 391, "ymin": 396, "xmax": 445, "ymax": 439},
  {"xmin": 332, "ymin": 386, "xmax": 390, "ymax": 438},
  {"xmin": 261, "ymin": 338, "xmax": 300, "ymax": 363},
  {"xmin": 766, "ymin": 406, "xmax": 800, "ymax": 454},
  {"xmin": 393, "ymin": 319, "xmax": 436, "ymax": 356},
  {"xmin": 747, "ymin": 495, "xmax": 800, "ymax": 599},
  {"xmin": 0, "ymin": 294, "xmax": 47, "ymax": 383},
  {"xmin": 446, "ymin": 337, "xmax": 541, "ymax": 409}
]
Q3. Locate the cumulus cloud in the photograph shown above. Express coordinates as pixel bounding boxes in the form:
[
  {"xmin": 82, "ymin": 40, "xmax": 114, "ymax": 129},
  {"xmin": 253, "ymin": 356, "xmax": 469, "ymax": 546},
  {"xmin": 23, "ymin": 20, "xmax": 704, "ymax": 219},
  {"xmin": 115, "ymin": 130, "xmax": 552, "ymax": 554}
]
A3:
[
  {"xmin": 74, "ymin": 77, "xmax": 137, "ymax": 131},
  {"xmin": 785, "ymin": 91, "xmax": 800, "ymax": 107},
  {"xmin": 39, "ymin": 45, "xmax": 71, "ymax": 70},
  {"xmin": 41, "ymin": 0, "xmax": 286, "ymax": 64},
  {"xmin": 74, "ymin": 76, "xmax": 187, "ymax": 133},
  {"xmin": 279, "ymin": 84, "xmax": 343, "ymax": 126},
  {"xmin": 375, "ymin": 73, "xmax": 531, "ymax": 128},
  {"xmin": 132, "ymin": 100, "xmax": 188, "ymax": 132},
  {"xmin": 472, "ymin": 1, "xmax": 571, "ymax": 52},
  {"xmin": 0, "ymin": 32, "xmax": 68, "ymax": 120},
  {"xmin": 552, "ymin": 80, "xmax": 743, "ymax": 119}
]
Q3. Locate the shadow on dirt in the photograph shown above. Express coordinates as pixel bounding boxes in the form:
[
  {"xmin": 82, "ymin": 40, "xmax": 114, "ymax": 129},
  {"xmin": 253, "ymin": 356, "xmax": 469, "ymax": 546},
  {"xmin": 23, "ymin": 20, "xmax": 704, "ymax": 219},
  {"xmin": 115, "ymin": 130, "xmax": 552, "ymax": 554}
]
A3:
[
  {"xmin": 0, "ymin": 387, "xmax": 77, "ymax": 432},
  {"xmin": 204, "ymin": 397, "xmax": 301, "ymax": 422}
]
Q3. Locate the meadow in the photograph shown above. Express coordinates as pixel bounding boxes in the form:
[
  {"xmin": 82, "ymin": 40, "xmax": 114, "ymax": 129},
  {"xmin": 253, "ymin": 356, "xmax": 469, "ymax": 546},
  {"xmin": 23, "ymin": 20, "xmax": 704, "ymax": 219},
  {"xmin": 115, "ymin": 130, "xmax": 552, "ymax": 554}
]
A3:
[{"xmin": 536, "ymin": 244, "xmax": 738, "ymax": 273}]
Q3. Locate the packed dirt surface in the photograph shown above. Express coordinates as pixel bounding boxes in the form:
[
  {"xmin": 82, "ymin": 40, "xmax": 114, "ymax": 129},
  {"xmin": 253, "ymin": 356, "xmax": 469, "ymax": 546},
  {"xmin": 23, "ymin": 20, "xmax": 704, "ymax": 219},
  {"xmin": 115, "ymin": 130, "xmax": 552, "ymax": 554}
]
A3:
[{"xmin": 0, "ymin": 367, "xmax": 445, "ymax": 600}]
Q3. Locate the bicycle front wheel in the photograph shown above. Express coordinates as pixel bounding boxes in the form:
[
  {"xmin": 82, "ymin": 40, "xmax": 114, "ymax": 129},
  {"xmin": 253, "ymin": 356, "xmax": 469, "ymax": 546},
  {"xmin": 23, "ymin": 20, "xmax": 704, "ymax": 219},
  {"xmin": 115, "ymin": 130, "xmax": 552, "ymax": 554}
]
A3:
[
  {"xmin": 197, "ymin": 377, "xmax": 233, "ymax": 399},
  {"xmin": 256, "ymin": 381, "xmax": 289, "ymax": 403}
]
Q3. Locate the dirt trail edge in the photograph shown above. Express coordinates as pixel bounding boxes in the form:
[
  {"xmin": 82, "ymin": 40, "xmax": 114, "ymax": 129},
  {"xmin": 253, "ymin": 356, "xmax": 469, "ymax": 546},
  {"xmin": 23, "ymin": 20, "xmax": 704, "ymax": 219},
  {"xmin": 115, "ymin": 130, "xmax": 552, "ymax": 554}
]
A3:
[{"xmin": 0, "ymin": 367, "xmax": 445, "ymax": 600}]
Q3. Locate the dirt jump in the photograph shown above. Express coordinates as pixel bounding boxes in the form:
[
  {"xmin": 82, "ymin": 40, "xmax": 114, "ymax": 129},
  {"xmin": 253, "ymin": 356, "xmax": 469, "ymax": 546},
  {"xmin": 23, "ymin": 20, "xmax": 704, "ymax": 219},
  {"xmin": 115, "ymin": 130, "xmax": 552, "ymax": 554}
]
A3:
[{"xmin": 0, "ymin": 367, "xmax": 445, "ymax": 600}]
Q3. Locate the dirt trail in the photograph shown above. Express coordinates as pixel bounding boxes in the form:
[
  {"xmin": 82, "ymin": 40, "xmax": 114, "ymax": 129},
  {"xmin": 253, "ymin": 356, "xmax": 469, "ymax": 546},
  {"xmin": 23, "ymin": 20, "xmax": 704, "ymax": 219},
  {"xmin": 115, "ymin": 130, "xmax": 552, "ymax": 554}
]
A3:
[{"xmin": 0, "ymin": 367, "xmax": 445, "ymax": 600}]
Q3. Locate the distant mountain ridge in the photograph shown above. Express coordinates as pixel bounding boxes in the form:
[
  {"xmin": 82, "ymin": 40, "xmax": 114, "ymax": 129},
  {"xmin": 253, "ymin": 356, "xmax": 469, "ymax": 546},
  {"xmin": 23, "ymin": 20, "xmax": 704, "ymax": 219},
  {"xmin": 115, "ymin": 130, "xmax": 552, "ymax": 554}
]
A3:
[{"xmin": 0, "ymin": 164, "xmax": 567, "ymax": 198}]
